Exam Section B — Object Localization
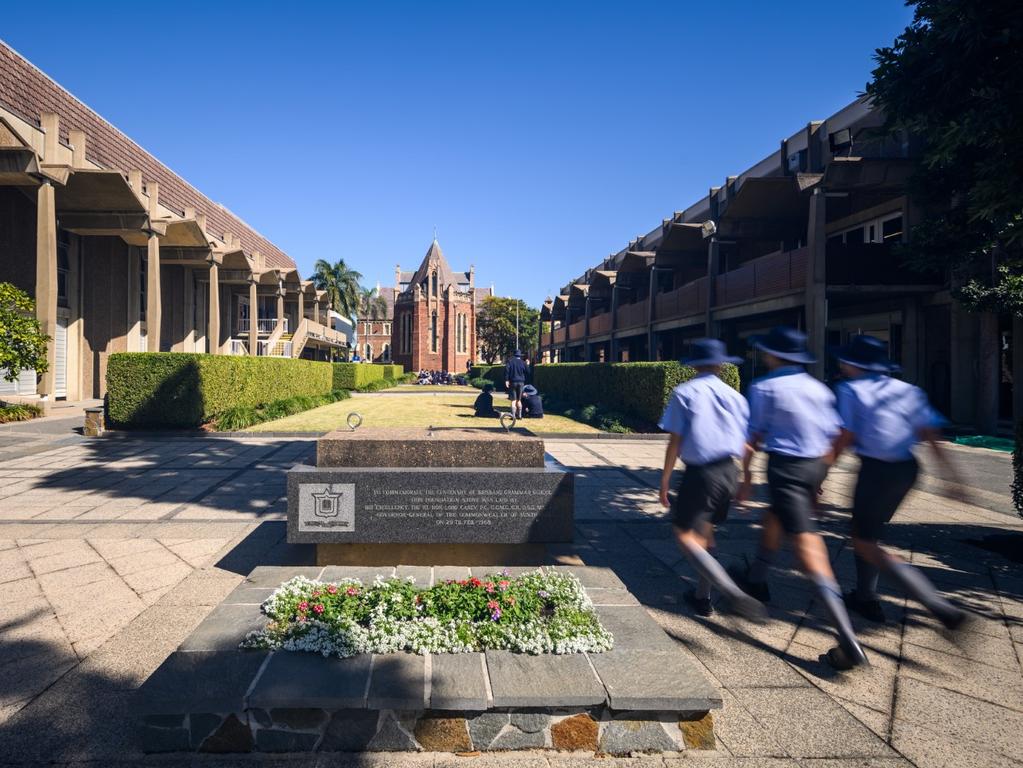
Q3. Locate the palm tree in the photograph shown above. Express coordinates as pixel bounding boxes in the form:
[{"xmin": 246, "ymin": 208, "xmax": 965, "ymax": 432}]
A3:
[
  {"xmin": 311, "ymin": 259, "xmax": 362, "ymax": 318},
  {"xmin": 358, "ymin": 287, "xmax": 388, "ymax": 321}
]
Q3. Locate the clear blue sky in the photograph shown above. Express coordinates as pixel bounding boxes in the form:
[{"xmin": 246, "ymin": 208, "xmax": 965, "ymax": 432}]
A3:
[{"xmin": 4, "ymin": 1, "xmax": 913, "ymax": 307}]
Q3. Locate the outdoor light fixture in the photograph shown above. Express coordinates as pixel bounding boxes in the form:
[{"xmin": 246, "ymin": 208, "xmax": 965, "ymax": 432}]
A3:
[{"xmin": 701, "ymin": 220, "xmax": 717, "ymax": 239}]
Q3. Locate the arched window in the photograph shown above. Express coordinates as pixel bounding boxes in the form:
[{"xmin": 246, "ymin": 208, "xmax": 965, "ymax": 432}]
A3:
[
  {"xmin": 430, "ymin": 311, "xmax": 438, "ymax": 353},
  {"xmin": 432, "ymin": 271, "xmax": 438, "ymax": 297},
  {"xmin": 383, "ymin": 343, "xmax": 391, "ymax": 362}
]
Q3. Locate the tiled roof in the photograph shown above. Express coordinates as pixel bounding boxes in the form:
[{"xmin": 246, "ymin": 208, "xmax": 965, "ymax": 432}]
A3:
[{"xmin": 0, "ymin": 41, "xmax": 296, "ymax": 270}]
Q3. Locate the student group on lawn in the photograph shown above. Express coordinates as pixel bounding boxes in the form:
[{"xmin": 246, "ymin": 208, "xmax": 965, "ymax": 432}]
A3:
[{"xmin": 657, "ymin": 326, "xmax": 968, "ymax": 671}]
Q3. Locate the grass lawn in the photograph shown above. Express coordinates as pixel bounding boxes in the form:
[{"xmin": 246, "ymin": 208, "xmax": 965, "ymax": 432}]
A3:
[
  {"xmin": 244, "ymin": 392, "xmax": 599, "ymax": 434},
  {"xmin": 387, "ymin": 384, "xmax": 476, "ymax": 393}
]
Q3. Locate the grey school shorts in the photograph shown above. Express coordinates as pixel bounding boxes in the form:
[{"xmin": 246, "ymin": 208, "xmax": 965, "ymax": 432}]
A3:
[
  {"xmin": 672, "ymin": 457, "xmax": 739, "ymax": 530},
  {"xmin": 765, "ymin": 453, "xmax": 826, "ymax": 535},
  {"xmin": 852, "ymin": 456, "xmax": 919, "ymax": 540}
]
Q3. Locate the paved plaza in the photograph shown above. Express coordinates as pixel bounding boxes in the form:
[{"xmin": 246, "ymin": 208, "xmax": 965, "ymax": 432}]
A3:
[{"xmin": 0, "ymin": 432, "xmax": 1020, "ymax": 767}]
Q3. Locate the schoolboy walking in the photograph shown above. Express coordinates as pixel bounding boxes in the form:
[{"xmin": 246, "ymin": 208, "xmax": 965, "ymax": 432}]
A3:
[
  {"xmin": 829, "ymin": 335, "xmax": 966, "ymax": 628},
  {"xmin": 733, "ymin": 326, "xmax": 868, "ymax": 669},
  {"xmin": 659, "ymin": 339, "xmax": 766, "ymax": 620}
]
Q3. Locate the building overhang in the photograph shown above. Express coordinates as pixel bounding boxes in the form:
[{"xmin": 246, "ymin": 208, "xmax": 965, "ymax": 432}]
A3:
[
  {"xmin": 616, "ymin": 250, "xmax": 655, "ymax": 273},
  {"xmin": 822, "ymin": 157, "xmax": 914, "ymax": 192}
]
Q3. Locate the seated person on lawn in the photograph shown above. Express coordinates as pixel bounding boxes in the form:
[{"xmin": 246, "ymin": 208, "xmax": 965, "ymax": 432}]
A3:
[
  {"xmin": 521, "ymin": 385, "xmax": 544, "ymax": 418},
  {"xmin": 474, "ymin": 384, "xmax": 499, "ymax": 417}
]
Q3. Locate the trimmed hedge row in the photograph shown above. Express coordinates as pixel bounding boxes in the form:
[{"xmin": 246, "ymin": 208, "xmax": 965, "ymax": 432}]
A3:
[
  {"xmin": 533, "ymin": 361, "xmax": 740, "ymax": 426},
  {"xmin": 107, "ymin": 353, "xmax": 334, "ymax": 428},
  {"xmin": 332, "ymin": 363, "xmax": 387, "ymax": 390},
  {"xmin": 469, "ymin": 365, "xmax": 505, "ymax": 391},
  {"xmin": 381, "ymin": 364, "xmax": 404, "ymax": 379}
]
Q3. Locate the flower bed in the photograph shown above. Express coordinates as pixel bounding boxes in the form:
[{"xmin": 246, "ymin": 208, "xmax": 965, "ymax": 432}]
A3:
[{"xmin": 243, "ymin": 568, "xmax": 614, "ymax": 657}]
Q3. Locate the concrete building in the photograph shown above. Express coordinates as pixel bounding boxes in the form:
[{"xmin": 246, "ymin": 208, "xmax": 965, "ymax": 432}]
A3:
[
  {"xmin": 539, "ymin": 96, "xmax": 1020, "ymax": 433},
  {"xmin": 0, "ymin": 42, "xmax": 347, "ymax": 401},
  {"xmin": 391, "ymin": 239, "xmax": 492, "ymax": 373}
]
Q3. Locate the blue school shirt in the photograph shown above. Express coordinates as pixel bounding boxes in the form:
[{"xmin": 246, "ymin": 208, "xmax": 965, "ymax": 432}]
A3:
[
  {"xmin": 836, "ymin": 374, "xmax": 944, "ymax": 462},
  {"xmin": 747, "ymin": 367, "xmax": 840, "ymax": 458},
  {"xmin": 659, "ymin": 373, "xmax": 750, "ymax": 466}
]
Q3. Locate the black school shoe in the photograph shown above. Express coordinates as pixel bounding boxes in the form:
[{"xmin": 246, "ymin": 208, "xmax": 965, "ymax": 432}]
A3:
[
  {"xmin": 727, "ymin": 565, "xmax": 771, "ymax": 603},
  {"xmin": 843, "ymin": 591, "xmax": 886, "ymax": 623},
  {"xmin": 684, "ymin": 589, "xmax": 714, "ymax": 617},
  {"xmin": 823, "ymin": 641, "xmax": 870, "ymax": 671}
]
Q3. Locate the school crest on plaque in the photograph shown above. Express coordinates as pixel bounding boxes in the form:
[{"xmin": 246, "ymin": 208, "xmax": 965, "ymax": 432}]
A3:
[{"xmin": 298, "ymin": 483, "xmax": 355, "ymax": 532}]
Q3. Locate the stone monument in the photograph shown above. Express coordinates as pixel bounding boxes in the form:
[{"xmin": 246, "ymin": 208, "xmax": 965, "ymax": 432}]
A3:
[{"xmin": 286, "ymin": 426, "xmax": 574, "ymax": 565}]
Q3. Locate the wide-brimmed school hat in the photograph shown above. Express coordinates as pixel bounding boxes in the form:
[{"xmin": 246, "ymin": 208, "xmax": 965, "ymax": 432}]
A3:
[
  {"xmin": 522, "ymin": 385, "xmax": 538, "ymax": 396},
  {"xmin": 513, "ymin": 349, "xmax": 522, "ymax": 357},
  {"xmin": 832, "ymin": 334, "xmax": 900, "ymax": 373},
  {"xmin": 749, "ymin": 326, "xmax": 816, "ymax": 364},
  {"xmin": 681, "ymin": 338, "xmax": 743, "ymax": 367}
]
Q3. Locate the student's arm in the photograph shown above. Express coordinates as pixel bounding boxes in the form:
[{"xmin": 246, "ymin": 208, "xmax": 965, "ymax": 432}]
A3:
[
  {"xmin": 829, "ymin": 429, "xmax": 855, "ymax": 465},
  {"xmin": 920, "ymin": 426, "xmax": 969, "ymax": 501},
  {"xmin": 735, "ymin": 435, "xmax": 761, "ymax": 504},
  {"xmin": 660, "ymin": 434, "xmax": 682, "ymax": 508}
]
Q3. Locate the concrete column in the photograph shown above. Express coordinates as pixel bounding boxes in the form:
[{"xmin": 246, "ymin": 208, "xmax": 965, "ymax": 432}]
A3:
[
  {"xmin": 207, "ymin": 258, "xmax": 220, "ymax": 354},
  {"xmin": 248, "ymin": 278, "xmax": 258, "ymax": 356},
  {"xmin": 949, "ymin": 300, "xmax": 977, "ymax": 427},
  {"xmin": 35, "ymin": 180, "xmax": 58, "ymax": 397},
  {"xmin": 901, "ymin": 297, "xmax": 919, "ymax": 385},
  {"xmin": 313, "ymin": 300, "xmax": 320, "ymax": 325},
  {"xmin": 705, "ymin": 237, "xmax": 720, "ymax": 338},
  {"xmin": 297, "ymin": 290, "xmax": 304, "ymax": 326},
  {"xmin": 976, "ymin": 311, "xmax": 1000, "ymax": 434},
  {"xmin": 145, "ymin": 181, "xmax": 161, "ymax": 352},
  {"xmin": 584, "ymin": 297, "xmax": 593, "ymax": 362},
  {"xmin": 276, "ymin": 283, "xmax": 285, "ymax": 333},
  {"xmin": 610, "ymin": 284, "xmax": 620, "ymax": 362},
  {"xmin": 804, "ymin": 188, "xmax": 827, "ymax": 378},
  {"xmin": 647, "ymin": 269, "xmax": 657, "ymax": 359}
]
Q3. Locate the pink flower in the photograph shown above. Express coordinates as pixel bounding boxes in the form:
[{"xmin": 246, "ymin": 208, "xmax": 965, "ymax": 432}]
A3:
[
  {"xmin": 484, "ymin": 582, "xmax": 495, "ymax": 593},
  {"xmin": 326, "ymin": 585, "xmax": 338, "ymax": 595},
  {"xmin": 487, "ymin": 600, "xmax": 500, "ymax": 611},
  {"xmin": 313, "ymin": 604, "xmax": 325, "ymax": 614},
  {"xmin": 345, "ymin": 587, "xmax": 358, "ymax": 596},
  {"xmin": 498, "ymin": 580, "xmax": 510, "ymax": 591},
  {"xmin": 297, "ymin": 601, "xmax": 309, "ymax": 612},
  {"xmin": 311, "ymin": 590, "xmax": 321, "ymax": 597}
]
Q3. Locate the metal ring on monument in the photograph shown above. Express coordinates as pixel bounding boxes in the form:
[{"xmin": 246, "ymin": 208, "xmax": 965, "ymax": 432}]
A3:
[
  {"xmin": 500, "ymin": 412, "xmax": 516, "ymax": 432},
  {"xmin": 346, "ymin": 412, "xmax": 363, "ymax": 431}
]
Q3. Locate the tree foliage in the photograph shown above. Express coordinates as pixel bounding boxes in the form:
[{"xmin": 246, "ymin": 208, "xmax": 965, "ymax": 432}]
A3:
[
  {"xmin": 358, "ymin": 287, "xmax": 389, "ymax": 321},
  {"xmin": 0, "ymin": 282, "xmax": 49, "ymax": 383},
  {"xmin": 310, "ymin": 259, "xmax": 363, "ymax": 319},
  {"xmin": 866, "ymin": 0, "xmax": 1023, "ymax": 315},
  {"xmin": 476, "ymin": 296, "xmax": 539, "ymax": 364}
]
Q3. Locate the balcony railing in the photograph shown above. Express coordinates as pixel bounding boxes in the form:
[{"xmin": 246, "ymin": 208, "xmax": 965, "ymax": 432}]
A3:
[
  {"xmin": 568, "ymin": 319, "xmax": 586, "ymax": 340},
  {"xmin": 237, "ymin": 317, "xmax": 288, "ymax": 334},
  {"xmin": 615, "ymin": 298, "xmax": 649, "ymax": 330},
  {"xmin": 258, "ymin": 340, "xmax": 294, "ymax": 357},
  {"xmin": 227, "ymin": 339, "xmax": 248, "ymax": 356},
  {"xmin": 589, "ymin": 312, "xmax": 612, "ymax": 335},
  {"xmin": 655, "ymin": 277, "xmax": 708, "ymax": 319},
  {"xmin": 715, "ymin": 247, "xmax": 807, "ymax": 307}
]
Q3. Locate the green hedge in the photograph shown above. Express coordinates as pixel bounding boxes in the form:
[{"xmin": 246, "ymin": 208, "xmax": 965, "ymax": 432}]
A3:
[
  {"xmin": 382, "ymin": 364, "xmax": 404, "ymax": 379},
  {"xmin": 469, "ymin": 365, "xmax": 505, "ymax": 391},
  {"xmin": 533, "ymin": 361, "xmax": 740, "ymax": 426},
  {"xmin": 107, "ymin": 353, "xmax": 334, "ymax": 428},
  {"xmin": 332, "ymin": 363, "xmax": 388, "ymax": 390}
]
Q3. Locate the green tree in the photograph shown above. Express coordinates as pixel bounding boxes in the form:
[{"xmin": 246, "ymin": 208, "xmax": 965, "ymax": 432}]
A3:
[
  {"xmin": 0, "ymin": 282, "xmax": 49, "ymax": 382},
  {"xmin": 358, "ymin": 287, "xmax": 388, "ymax": 321},
  {"xmin": 866, "ymin": 0, "xmax": 1023, "ymax": 314},
  {"xmin": 310, "ymin": 259, "xmax": 363, "ymax": 319},
  {"xmin": 476, "ymin": 296, "xmax": 539, "ymax": 364}
]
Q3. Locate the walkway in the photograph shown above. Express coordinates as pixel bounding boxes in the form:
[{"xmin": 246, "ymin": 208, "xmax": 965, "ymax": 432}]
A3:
[{"xmin": 0, "ymin": 435, "xmax": 1019, "ymax": 767}]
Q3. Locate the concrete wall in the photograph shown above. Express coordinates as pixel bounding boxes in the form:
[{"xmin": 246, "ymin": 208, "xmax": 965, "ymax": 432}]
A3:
[
  {"xmin": 0, "ymin": 187, "xmax": 36, "ymax": 294},
  {"xmin": 81, "ymin": 236, "xmax": 132, "ymax": 398}
]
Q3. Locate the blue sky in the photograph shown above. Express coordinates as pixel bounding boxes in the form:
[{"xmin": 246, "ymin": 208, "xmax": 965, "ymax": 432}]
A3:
[{"xmin": 4, "ymin": 1, "xmax": 913, "ymax": 307}]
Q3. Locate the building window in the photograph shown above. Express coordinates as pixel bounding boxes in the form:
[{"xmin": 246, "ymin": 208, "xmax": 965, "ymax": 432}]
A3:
[
  {"xmin": 57, "ymin": 231, "xmax": 71, "ymax": 309},
  {"xmin": 383, "ymin": 322, "xmax": 391, "ymax": 336},
  {"xmin": 432, "ymin": 271, "xmax": 438, "ymax": 297},
  {"xmin": 383, "ymin": 343, "xmax": 391, "ymax": 361},
  {"xmin": 430, "ymin": 311, "xmax": 438, "ymax": 353}
]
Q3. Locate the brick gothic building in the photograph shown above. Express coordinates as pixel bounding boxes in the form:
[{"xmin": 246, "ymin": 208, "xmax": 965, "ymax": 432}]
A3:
[{"xmin": 390, "ymin": 239, "xmax": 492, "ymax": 372}]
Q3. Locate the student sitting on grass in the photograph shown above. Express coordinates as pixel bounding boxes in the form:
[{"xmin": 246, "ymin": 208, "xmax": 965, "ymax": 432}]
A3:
[
  {"xmin": 474, "ymin": 384, "xmax": 499, "ymax": 417},
  {"xmin": 521, "ymin": 385, "xmax": 544, "ymax": 418}
]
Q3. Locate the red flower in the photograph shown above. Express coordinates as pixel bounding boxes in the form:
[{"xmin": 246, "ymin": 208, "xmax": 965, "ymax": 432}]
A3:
[
  {"xmin": 326, "ymin": 585, "xmax": 338, "ymax": 595},
  {"xmin": 498, "ymin": 580, "xmax": 510, "ymax": 591},
  {"xmin": 484, "ymin": 582, "xmax": 496, "ymax": 593},
  {"xmin": 297, "ymin": 601, "xmax": 309, "ymax": 612},
  {"xmin": 313, "ymin": 604, "xmax": 325, "ymax": 614},
  {"xmin": 311, "ymin": 590, "xmax": 321, "ymax": 597},
  {"xmin": 469, "ymin": 577, "xmax": 482, "ymax": 588},
  {"xmin": 487, "ymin": 600, "xmax": 500, "ymax": 610},
  {"xmin": 345, "ymin": 586, "xmax": 358, "ymax": 596}
]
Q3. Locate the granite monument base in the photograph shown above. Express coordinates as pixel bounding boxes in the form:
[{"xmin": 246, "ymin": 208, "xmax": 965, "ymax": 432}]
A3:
[
  {"xmin": 138, "ymin": 565, "xmax": 722, "ymax": 755},
  {"xmin": 315, "ymin": 542, "xmax": 556, "ymax": 566},
  {"xmin": 316, "ymin": 427, "xmax": 546, "ymax": 468}
]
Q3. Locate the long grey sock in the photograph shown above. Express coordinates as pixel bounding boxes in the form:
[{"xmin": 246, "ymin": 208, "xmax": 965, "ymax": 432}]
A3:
[
  {"xmin": 695, "ymin": 575, "xmax": 712, "ymax": 600},
  {"xmin": 854, "ymin": 555, "xmax": 880, "ymax": 601},
  {"xmin": 886, "ymin": 561, "xmax": 961, "ymax": 624},
  {"xmin": 679, "ymin": 541, "xmax": 746, "ymax": 605},
  {"xmin": 812, "ymin": 573, "xmax": 862, "ymax": 655},
  {"xmin": 747, "ymin": 545, "xmax": 775, "ymax": 584}
]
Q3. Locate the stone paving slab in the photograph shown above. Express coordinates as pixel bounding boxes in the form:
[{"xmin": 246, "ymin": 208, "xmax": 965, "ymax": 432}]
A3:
[
  {"xmin": 430, "ymin": 652, "xmax": 489, "ymax": 709},
  {"xmin": 248, "ymin": 651, "xmax": 372, "ymax": 710},
  {"xmin": 485, "ymin": 650, "xmax": 606, "ymax": 707},
  {"xmin": 140, "ymin": 650, "xmax": 268, "ymax": 715}
]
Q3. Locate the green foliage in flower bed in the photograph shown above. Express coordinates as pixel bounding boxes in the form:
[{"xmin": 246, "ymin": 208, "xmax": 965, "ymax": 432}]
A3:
[
  {"xmin": 243, "ymin": 568, "xmax": 614, "ymax": 657},
  {"xmin": 107, "ymin": 353, "xmax": 334, "ymax": 428},
  {"xmin": 0, "ymin": 402, "xmax": 43, "ymax": 423},
  {"xmin": 214, "ymin": 389, "xmax": 351, "ymax": 431},
  {"xmin": 533, "ymin": 361, "xmax": 739, "ymax": 427}
]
